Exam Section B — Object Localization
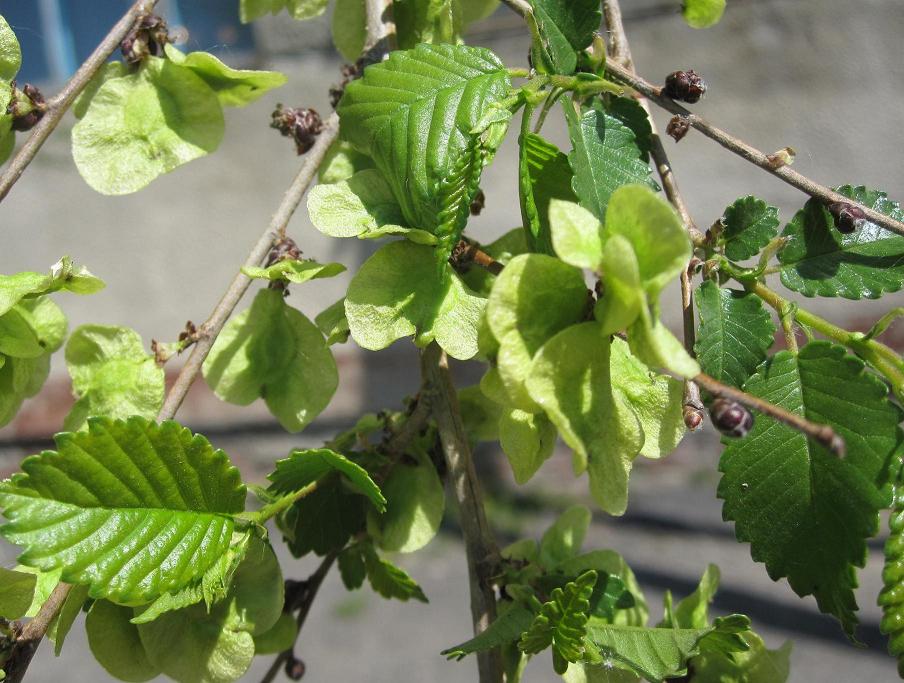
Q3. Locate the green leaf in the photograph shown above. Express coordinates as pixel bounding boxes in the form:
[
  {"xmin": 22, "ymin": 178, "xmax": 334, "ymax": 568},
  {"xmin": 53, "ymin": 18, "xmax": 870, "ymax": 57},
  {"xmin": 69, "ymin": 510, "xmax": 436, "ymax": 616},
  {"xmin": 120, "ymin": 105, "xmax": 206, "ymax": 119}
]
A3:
[
  {"xmin": 48, "ymin": 583, "xmax": 89, "ymax": 655},
  {"xmin": 526, "ymin": 324, "xmax": 643, "ymax": 516},
  {"xmin": 528, "ymin": 0, "xmax": 601, "ymax": 75},
  {"xmin": 520, "ymin": 570, "xmax": 597, "ymax": 673},
  {"xmin": 556, "ymin": 551, "xmax": 648, "ymax": 627},
  {"xmin": 564, "ymin": 105, "xmax": 654, "ymax": 223},
  {"xmin": 549, "ymin": 198, "xmax": 604, "ymax": 270},
  {"xmin": 319, "ymin": 139, "xmax": 375, "ymax": 184},
  {"xmin": 307, "ymin": 169, "xmax": 435, "ymax": 243},
  {"xmin": 721, "ymin": 196, "xmax": 780, "ymax": 262},
  {"xmin": 362, "ymin": 542, "xmax": 428, "ymax": 602},
  {"xmin": 540, "ymin": 506, "xmax": 591, "ymax": 568},
  {"xmin": 241, "ymin": 258, "xmax": 346, "ymax": 284},
  {"xmin": 604, "ymin": 96, "xmax": 652, "ymax": 161},
  {"xmin": 253, "ymin": 612, "xmax": 298, "ymax": 654},
  {"xmin": 163, "ymin": 45, "xmax": 286, "ymax": 107},
  {"xmin": 243, "ymin": 0, "xmax": 328, "ymax": 22},
  {"xmin": 393, "ymin": 0, "xmax": 461, "ymax": 48},
  {"xmin": 627, "ymin": 313, "xmax": 701, "ymax": 379},
  {"xmin": 682, "ymin": 0, "xmax": 727, "ymax": 28},
  {"xmin": 63, "ymin": 325, "xmax": 165, "ymax": 431},
  {"xmin": 719, "ymin": 342, "xmax": 903, "ymax": 637},
  {"xmin": 443, "ymin": 602, "xmax": 536, "ymax": 659},
  {"xmin": 345, "ymin": 240, "xmax": 485, "ymax": 360},
  {"xmin": 338, "ymin": 544, "xmax": 367, "ymax": 590},
  {"xmin": 203, "ymin": 289, "xmax": 338, "ymax": 432},
  {"xmin": 499, "ymin": 407, "xmax": 557, "ymax": 484},
  {"xmin": 520, "ymin": 133, "xmax": 577, "ymax": 255},
  {"xmin": 0, "ymin": 567, "xmax": 37, "ymax": 619},
  {"xmin": 72, "ymin": 57, "xmax": 224, "ymax": 195},
  {"xmin": 0, "ymin": 307, "xmax": 43, "ymax": 359},
  {"xmin": 691, "ymin": 632, "xmax": 792, "ymax": 683},
  {"xmin": 337, "ymin": 44, "xmax": 511, "ymax": 234},
  {"xmin": 461, "ymin": 0, "xmax": 500, "ymax": 23},
  {"xmin": 660, "ymin": 564, "xmax": 719, "ymax": 629},
  {"xmin": 332, "ymin": 0, "xmax": 367, "ymax": 61},
  {"xmin": 562, "ymin": 662, "xmax": 640, "ymax": 683},
  {"xmin": 0, "ymin": 113, "xmax": 14, "ymax": 165},
  {"xmin": 487, "ymin": 253, "xmax": 588, "ymax": 410},
  {"xmin": 269, "ymin": 447, "xmax": 386, "ymax": 511},
  {"xmin": 0, "ymin": 355, "xmax": 49, "ymax": 428},
  {"xmin": 694, "ymin": 282, "xmax": 776, "ymax": 389},
  {"xmin": 0, "ymin": 256, "xmax": 104, "ymax": 317},
  {"xmin": 87, "ymin": 600, "xmax": 161, "ymax": 682},
  {"xmin": 287, "ymin": 0, "xmax": 330, "ymax": 19},
  {"xmin": 778, "ymin": 185, "xmax": 904, "ymax": 299},
  {"xmin": 459, "ymin": 384, "xmax": 504, "ymax": 442},
  {"xmin": 0, "ymin": 417, "xmax": 247, "ymax": 605},
  {"xmin": 368, "ymin": 446, "xmax": 444, "ymax": 553},
  {"xmin": 315, "ymin": 298, "xmax": 350, "ymax": 346},
  {"xmin": 0, "ymin": 14, "xmax": 21, "ymax": 81},
  {"xmin": 73, "ymin": 62, "xmax": 129, "ymax": 119}
]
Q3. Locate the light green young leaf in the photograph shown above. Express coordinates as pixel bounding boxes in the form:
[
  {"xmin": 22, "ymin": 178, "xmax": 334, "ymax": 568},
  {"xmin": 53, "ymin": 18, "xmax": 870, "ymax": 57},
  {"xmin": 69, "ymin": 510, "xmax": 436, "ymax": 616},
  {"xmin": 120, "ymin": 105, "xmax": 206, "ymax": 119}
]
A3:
[
  {"xmin": 443, "ymin": 601, "xmax": 536, "ymax": 660},
  {"xmin": 269, "ymin": 447, "xmax": 385, "ymax": 511},
  {"xmin": 337, "ymin": 44, "xmax": 511, "ymax": 233},
  {"xmin": 520, "ymin": 133, "xmax": 578, "ymax": 255},
  {"xmin": 203, "ymin": 289, "xmax": 338, "ymax": 432},
  {"xmin": 72, "ymin": 56, "xmax": 224, "ymax": 195},
  {"xmin": 394, "ymin": 0, "xmax": 461, "ymax": 48},
  {"xmin": 461, "ymin": 228, "xmax": 529, "ymax": 298},
  {"xmin": 361, "ymin": 542, "xmax": 429, "ymax": 602},
  {"xmin": 628, "ymin": 310, "xmax": 701, "ymax": 380},
  {"xmin": 539, "ymin": 506, "xmax": 591, "ymax": 568},
  {"xmin": 0, "ymin": 354, "xmax": 50, "ymax": 428},
  {"xmin": 241, "ymin": 258, "xmax": 346, "ymax": 284},
  {"xmin": 460, "ymin": 384, "xmax": 503, "ymax": 442},
  {"xmin": 241, "ymin": 0, "xmax": 329, "ymax": 21},
  {"xmin": 488, "ymin": 253, "xmax": 588, "ymax": 410},
  {"xmin": 163, "ymin": 44, "xmax": 286, "ymax": 107},
  {"xmin": 691, "ymin": 632, "xmax": 792, "ymax": 683},
  {"xmin": 595, "ymin": 234, "xmax": 643, "ymax": 336},
  {"xmin": 315, "ymin": 297, "xmax": 350, "ymax": 346},
  {"xmin": 0, "ymin": 417, "xmax": 247, "ymax": 605},
  {"xmin": 694, "ymin": 282, "xmax": 775, "ymax": 389},
  {"xmin": 0, "ymin": 567, "xmax": 37, "ymax": 619},
  {"xmin": 499, "ymin": 407, "xmax": 557, "ymax": 484},
  {"xmin": 15, "ymin": 566, "xmax": 62, "ymax": 618},
  {"xmin": 661, "ymin": 564, "xmax": 720, "ymax": 629},
  {"xmin": 253, "ymin": 612, "xmax": 298, "ymax": 654},
  {"xmin": 368, "ymin": 446, "xmax": 444, "ymax": 553},
  {"xmin": 0, "ymin": 14, "xmax": 21, "ymax": 81},
  {"xmin": 73, "ymin": 61, "xmax": 129, "ymax": 119},
  {"xmin": 332, "ymin": 0, "xmax": 367, "ymax": 61},
  {"xmin": 0, "ymin": 113, "xmax": 14, "ymax": 165},
  {"xmin": 461, "ymin": 0, "xmax": 500, "ymax": 23},
  {"xmin": 345, "ymin": 241, "xmax": 485, "ymax": 360},
  {"xmin": 0, "ymin": 307, "xmax": 43, "ymax": 359},
  {"xmin": 63, "ymin": 324, "xmax": 165, "ymax": 431},
  {"xmin": 562, "ymin": 662, "xmax": 639, "ymax": 683},
  {"xmin": 556, "ymin": 551, "xmax": 648, "ymax": 627},
  {"xmin": 0, "ymin": 256, "xmax": 104, "ymax": 317},
  {"xmin": 721, "ymin": 195, "xmax": 779, "ymax": 262},
  {"xmin": 87, "ymin": 600, "xmax": 161, "ymax": 682},
  {"xmin": 318, "ymin": 139, "xmax": 375, "ymax": 184},
  {"xmin": 682, "ymin": 0, "xmax": 727, "ymax": 28},
  {"xmin": 778, "ymin": 185, "xmax": 904, "ymax": 299},
  {"xmin": 564, "ymin": 106, "xmax": 654, "ymax": 223},
  {"xmin": 16, "ymin": 296, "xmax": 67, "ymax": 353},
  {"xmin": 527, "ymin": 323, "xmax": 643, "ymax": 515},
  {"xmin": 719, "ymin": 342, "xmax": 902, "ymax": 638},
  {"xmin": 549, "ymin": 199, "xmax": 604, "ymax": 270}
]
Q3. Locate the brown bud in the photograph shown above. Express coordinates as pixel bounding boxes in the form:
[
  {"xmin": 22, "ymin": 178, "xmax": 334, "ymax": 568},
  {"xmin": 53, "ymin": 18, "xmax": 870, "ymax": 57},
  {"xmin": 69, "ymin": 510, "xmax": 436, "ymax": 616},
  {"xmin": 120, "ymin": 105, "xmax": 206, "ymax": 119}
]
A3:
[
  {"xmin": 267, "ymin": 237, "xmax": 303, "ymax": 266},
  {"xmin": 665, "ymin": 115, "xmax": 691, "ymax": 142},
  {"xmin": 766, "ymin": 146, "xmax": 795, "ymax": 170},
  {"xmin": 285, "ymin": 656, "xmax": 306, "ymax": 680},
  {"xmin": 470, "ymin": 189, "xmax": 486, "ymax": 216},
  {"xmin": 827, "ymin": 201, "xmax": 867, "ymax": 234},
  {"xmin": 121, "ymin": 14, "xmax": 169, "ymax": 64},
  {"xmin": 271, "ymin": 105, "xmax": 324, "ymax": 155},
  {"xmin": 663, "ymin": 70, "xmax": 706, "ymax": 104},
  {"xmin": 684, "ymin": 406, "xmax": 704, "ymax": 431},
  {"xmin": 8, "ymin": 83, "xmax": 46, "ymax": 132},
  {"xmin": 710, "ymin": 398, "xmax": 753, "ymax": 438}
]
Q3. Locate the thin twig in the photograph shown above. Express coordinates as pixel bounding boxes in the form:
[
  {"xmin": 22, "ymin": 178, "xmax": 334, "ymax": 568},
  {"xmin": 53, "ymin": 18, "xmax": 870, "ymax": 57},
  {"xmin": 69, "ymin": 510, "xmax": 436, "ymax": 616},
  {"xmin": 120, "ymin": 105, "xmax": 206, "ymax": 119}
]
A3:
[
  {"xmin": 260, "ymin": 553, "xmax": 337, "ymax": 683},
  {"xmin": 694, "ymin": 372, "xmax": 845, "ymax": 457},
  {"xmin": 0, "ymin": 0, "xmax": 159, "ymax": 204},
  {"xmin": 157, "ymin": 114, "xmax": 339, "ymax": 421},
  {"xmin": 603, "ymin": 0, "xmax": 704, "ymax": 429},
  {"xmin": 421, "ymin": 343, "xmax": 502, "ymax": 683},
  {"xmin": 603, "ymin": 59, "xmax": 904, "ymax": 239},
  {"xmin": 3, "ymin": 583, "xmax": 73, "ymax": 683}
]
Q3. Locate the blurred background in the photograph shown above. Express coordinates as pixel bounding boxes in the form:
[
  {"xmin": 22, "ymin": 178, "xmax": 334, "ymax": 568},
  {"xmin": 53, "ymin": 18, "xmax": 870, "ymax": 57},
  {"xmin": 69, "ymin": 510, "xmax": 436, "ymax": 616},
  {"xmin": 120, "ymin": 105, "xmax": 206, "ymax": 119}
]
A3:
[{"xmin": 0, "ymin": 0, "xmax": 903, "ymax": 680}]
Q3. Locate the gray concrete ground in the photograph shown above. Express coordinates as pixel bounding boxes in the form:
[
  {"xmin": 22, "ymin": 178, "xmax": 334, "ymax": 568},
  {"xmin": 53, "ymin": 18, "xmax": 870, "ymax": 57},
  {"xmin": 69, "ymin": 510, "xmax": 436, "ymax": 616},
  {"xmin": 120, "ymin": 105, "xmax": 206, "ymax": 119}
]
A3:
[{"xmin": 1, "ymin": 0, "xmax": 904, "ymax": 681}]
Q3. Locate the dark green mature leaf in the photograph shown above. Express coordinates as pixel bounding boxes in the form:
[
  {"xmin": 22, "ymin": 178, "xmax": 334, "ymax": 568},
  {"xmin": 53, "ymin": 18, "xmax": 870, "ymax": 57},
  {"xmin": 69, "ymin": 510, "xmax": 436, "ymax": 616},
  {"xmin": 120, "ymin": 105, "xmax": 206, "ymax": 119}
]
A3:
[
  {"xmin": 778, "ymin": 186, "xmax": 904, "ymax": 299},
  {"xmin": 338, "ymin": 545, "xmax": 367, "ymax": 590},
  {"xmin": 163, "ymin": 45, "xmax": 286, "ymax": 107},
  {"xmin": 443, "ymin": 602, "xmax": 536, "ymax": 659},
  {"xmin": 63, "ymin": 325, "xmax": 165, "ymax": 431},
  {"xmin": 682, "ymin": 0, "xmax": 726, "ymax": 28},
  {"xmin": 528, "ymin": 0, "xmax": 601, "ymax": 75},
  {"xmin": 48, "ymin": 583, "xmax": 89, "ymax": 655},
  {"xmin": 279, "ymin": 478, "xmax": 366, "ymax": 557},
  {"xmin": 0, "ymin": 417, "xmax": 246, "ymax": 605},
  {"xmin": 0, "ymin": 14, "xmax": 22, "ymax": 81},
  {"xmin": 345, "ymin": 241, "xmax": 485, "ymax": 360},
  {"xmin": 519, "ymin": 132, "xmax": 577, "ymax": 255},
  {"xmin": 203, "ymin": 289, "xmax": 338, "ymax": 432},
  {"xmin": 0, "ymin": 567, "xmax": 37, "ymax": 619},
  {"xmin": 721, "ymin": 196, "xmax": 780, "ymax": 262},
  {"xmin": 604, "ymin": 96, "xmax": 653, "ymax": 160},
  {"xmin": 269, "ymin": 448, "xmax": 385, "ymax": 511},
  {"xmin": 72, "ymin": 57, "xmax": 224, "ymax": 195},
  {"xmin": 694, "ymin": 282, "xmax": 776, "ymax": 389},
  {"xmin": 719, "ymin": 342, "xmax": 903, "ymax": 637},
  {"xmin": 361, "ymin": 543, "xmax": 428, "ymax": 602},
  {"xmin": 564, "ymin": 105, "xmax": 654, "ymax": 223},
  {"xmin": 520, "ymin": 570, "xmax": 597, "ymax": 673},
  {"xmin": 337, "ymin": 44, "xmax": 511, "ymax": 234}
]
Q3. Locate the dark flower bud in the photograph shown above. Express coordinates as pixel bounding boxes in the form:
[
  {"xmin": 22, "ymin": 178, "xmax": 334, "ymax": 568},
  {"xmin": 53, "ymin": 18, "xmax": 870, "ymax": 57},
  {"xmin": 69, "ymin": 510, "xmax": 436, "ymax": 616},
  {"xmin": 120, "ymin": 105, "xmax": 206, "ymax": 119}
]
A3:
[
  {"xmin": 665, "ymin": 115, "xmax": 691, "ymax": 142},
  {"xmin": 710, "ymin": 398, "xmax": 753, "ymax": 438},
  {"xmin": 121, "ymin": 14, "xmax": 169, "ymax": 65},
  {"xmin": 8, "ymin": 83, "xmax": 46, "ymax": 132},
  {"xmin": 663, "ymin": 70, "xmax": 706, "ymax": 104},
  {"xmin": 267, "ymin": 237, "xmax": 303, "ymax": 266},
  {"xmin": 285, "ymin": 656, "xmax": 306, "ymax": 680},
  {"xmin": 271, "ymin": 105, "xmax": 324, "ymax": 155},
  {"xmin": 470, "ymin": 189, "xmax": 486, "ymax": 216},
  {"xmin": 827, "ymin": 201, "xmax": 867, "ymax": 234}
]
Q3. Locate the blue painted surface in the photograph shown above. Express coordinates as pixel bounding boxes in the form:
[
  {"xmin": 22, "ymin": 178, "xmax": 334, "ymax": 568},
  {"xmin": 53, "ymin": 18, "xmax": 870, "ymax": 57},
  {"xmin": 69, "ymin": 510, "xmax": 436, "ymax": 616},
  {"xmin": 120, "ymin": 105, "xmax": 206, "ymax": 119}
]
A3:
[{"xmin": 0, "ymin": 0, "xmax": 252, "ymax": 85}]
